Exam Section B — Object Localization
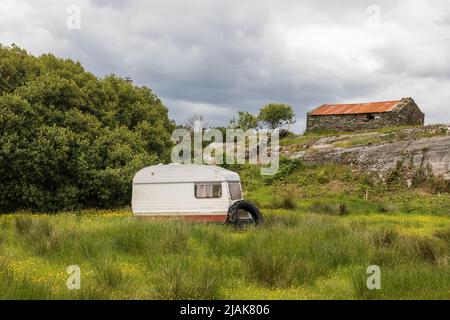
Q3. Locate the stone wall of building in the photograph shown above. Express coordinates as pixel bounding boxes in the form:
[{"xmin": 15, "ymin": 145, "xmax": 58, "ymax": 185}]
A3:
[
  {"xmin": 393, "ymin": 98, "xmax": 425, "ymax": 126},
  {"xmin": 306, "ymin": 98, "xmax": 424, "ymax": 132}
]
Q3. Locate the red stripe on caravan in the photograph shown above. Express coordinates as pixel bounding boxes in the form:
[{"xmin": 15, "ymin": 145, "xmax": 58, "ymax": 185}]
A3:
[{"xmin": 137, "ymin": 214, "xmax": 228, "ymax": 223}]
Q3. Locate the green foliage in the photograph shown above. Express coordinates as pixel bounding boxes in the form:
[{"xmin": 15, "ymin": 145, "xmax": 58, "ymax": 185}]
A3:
[
  {"xmin": 0, "ymin": 45, "xmax": 175, "ymax": 211},
  {"xmin": 262, "ymin": 158, "xmax": 303, "ymax": 184},
  {"xmin": 228, "ymin": 111, "xmax": 259, "ymax": 131},
  {"xmin": 258, "ymin": 103, "xmax": 295, "ymax": 129},
  {"xmin": 386, "ymin": 156, "xmax": 450, "ymax": 194}
]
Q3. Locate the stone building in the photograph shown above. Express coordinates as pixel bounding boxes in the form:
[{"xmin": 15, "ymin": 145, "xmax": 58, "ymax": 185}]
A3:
[{"xmin": 306, "ymin": 97, "xmax": 425, "ymax": 132}]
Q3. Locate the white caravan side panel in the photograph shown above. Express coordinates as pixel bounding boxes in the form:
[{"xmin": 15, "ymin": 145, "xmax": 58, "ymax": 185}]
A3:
[{"xmin": 132, "ymin": 181, "xmax": 230, "ymax": 219}]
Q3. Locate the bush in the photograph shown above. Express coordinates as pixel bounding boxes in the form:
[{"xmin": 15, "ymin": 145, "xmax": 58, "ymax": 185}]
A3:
[
  {"xmin": 0, "ymin": 45, "xmax": 175, "ymax": 212},
  {"xmin": 263, "ymin": 158, "xmax": 302, "ymax": 184},
  {"xmin": 385, "ymin": 156, "xmax": 449, "ymax": 194},
  {"xmin": 279, "ymin": 128, "xmax": 290, "ymax": 138}
]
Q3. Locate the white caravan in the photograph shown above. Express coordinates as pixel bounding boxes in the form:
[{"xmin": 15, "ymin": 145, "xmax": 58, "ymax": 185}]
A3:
[{"xmin": 132, "ymin": 164, "xmax": 262, "ymax": 224}]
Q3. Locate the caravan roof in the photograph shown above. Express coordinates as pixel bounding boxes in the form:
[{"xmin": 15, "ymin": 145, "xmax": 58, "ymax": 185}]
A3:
[{"xmin": 133, "ymin": 164, "xmax": 240, "ymax": 184}]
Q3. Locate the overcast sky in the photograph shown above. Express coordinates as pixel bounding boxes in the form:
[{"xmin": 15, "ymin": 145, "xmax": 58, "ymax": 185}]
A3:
[{"xmin": 1, "ymin": 0, "xmax": 449, "ymax": 132}]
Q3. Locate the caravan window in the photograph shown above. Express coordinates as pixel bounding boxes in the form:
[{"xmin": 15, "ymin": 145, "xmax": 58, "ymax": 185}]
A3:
[
  {"xmin": 195, "ymin": 183, "xmax": 222, "ymax": 198},
  {"xmin": 228, "ymin": 182, "xmax": 242, "ymax": 200}
]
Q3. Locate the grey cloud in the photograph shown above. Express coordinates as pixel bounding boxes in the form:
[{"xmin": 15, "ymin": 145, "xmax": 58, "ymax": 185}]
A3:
[{"xmin": 0, "ymin": 0, "xmax": 449, "ymax": 132}]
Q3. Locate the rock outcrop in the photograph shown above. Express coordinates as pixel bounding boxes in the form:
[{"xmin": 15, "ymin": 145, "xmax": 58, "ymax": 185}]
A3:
[{"xmin": 287, "ymin": 125, "xmax": 450, "ymax": 179}]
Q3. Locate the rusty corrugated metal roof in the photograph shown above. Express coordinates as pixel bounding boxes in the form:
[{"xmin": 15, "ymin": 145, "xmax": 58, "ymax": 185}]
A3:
[{"xmin": 309, "ymin": 100, "xmax": 401, "ymax": 116}]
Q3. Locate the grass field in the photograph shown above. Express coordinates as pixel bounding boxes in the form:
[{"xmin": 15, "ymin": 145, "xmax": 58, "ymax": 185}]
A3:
[{"xmin": 0, "ymin": 162, "xmax": 449, "ymax": 300}]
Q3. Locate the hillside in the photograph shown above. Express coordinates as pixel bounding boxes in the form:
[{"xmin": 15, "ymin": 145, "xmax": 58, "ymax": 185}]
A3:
[{"xmin": 281, "ymin": 124, "xmax": 450, "ymax": 180}]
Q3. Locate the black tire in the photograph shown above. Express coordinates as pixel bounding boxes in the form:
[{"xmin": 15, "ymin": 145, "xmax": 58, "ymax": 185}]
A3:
[{"xmin": 227, "ymin": 200, "xmax": 263, "ymax": 226}]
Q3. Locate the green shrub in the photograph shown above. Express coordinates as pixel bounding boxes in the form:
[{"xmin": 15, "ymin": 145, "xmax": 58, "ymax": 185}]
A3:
[
  {"xmin": 0, "ymin": 44, "xmax": 175, "ymax": 212},
  {"xmin": 262, "ymin": 158, "xmax": 303, "ymax": 184}
]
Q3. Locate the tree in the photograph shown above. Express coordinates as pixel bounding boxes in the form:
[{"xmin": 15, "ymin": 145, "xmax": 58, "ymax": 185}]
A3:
[
  {"xmin": 0, "ymin": 45, "xmax": 175, "ymax": 212},
  {"xmin": 228, "ymin": 111, "xmax": 258, "ymax": 131},
  {"xmin": 258, "ymin": 103, "xmax": 295, "ymax": 130}
]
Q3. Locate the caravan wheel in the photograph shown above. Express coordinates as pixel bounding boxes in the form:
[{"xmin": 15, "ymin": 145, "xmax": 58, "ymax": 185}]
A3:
[{"xmin": 227, "ymin": 200, "xmax": 263, "ymax": 226}]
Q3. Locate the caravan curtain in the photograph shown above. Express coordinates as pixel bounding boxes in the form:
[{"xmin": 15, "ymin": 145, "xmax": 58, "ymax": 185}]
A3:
[{"xmin": 195, "ymin": 183, "xmax": 222, "ymax": 198}]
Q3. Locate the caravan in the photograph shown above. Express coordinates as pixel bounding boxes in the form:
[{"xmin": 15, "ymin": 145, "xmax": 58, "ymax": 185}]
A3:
[{"xmin": 132, "ymin": 164, "xmax": 262, "ymax": 224}]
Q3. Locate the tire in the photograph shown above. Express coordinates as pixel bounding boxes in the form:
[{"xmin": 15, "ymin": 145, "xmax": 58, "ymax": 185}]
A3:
[{"xmin": 227, "ymin": 200, "xmax": 263, "ymax": 226}]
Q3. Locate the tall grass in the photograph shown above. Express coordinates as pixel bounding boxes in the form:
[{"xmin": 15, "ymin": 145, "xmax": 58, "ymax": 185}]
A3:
[
  {"xmin": 0, "ymin": 207, "xmax": 449, "ymax": 299},
  {"xmin": 308, "ymin": 201, "xmax": 349, "ymax": 216},
  {"xmin": 152, "ymin": 256, "xmax": 223, "ymax": 300},
  {"xmin": 93, "ymin": 259, "xmax": 130, "ymax": 289},
  {"xmin": 351, "ymin": 264, "xmax": 450, "ymax": 300},
  {"xmin": 14, "ymin": 215, "xmax": 65, "ymax": 255},
  {"xmin": 109, "ymin": 220, "xmax": 189, "ymax": 255},
  {"xmin": 372, "ymin": 228, "xmax": 399, "ymax": 248}
]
